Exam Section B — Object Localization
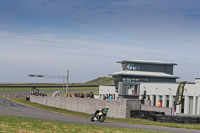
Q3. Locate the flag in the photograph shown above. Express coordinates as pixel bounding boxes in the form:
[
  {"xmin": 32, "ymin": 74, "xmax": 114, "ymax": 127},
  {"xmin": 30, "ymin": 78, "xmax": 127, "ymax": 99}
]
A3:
[{"xmin": 175, "ymin": 81, "xmax": 186, "ymax": 105}]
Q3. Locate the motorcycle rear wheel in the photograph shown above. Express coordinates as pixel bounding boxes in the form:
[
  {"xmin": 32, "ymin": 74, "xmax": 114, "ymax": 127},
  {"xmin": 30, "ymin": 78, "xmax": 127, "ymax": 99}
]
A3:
[{"xmin": 99, "ymin": 115, "xmax": 105, "ymax": 123}]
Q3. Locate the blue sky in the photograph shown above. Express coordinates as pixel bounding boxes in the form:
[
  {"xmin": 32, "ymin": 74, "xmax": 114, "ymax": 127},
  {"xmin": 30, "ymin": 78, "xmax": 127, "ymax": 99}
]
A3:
[{"xmin": 0, "ymin": 0, "xmax": 200, "ymax": 83}]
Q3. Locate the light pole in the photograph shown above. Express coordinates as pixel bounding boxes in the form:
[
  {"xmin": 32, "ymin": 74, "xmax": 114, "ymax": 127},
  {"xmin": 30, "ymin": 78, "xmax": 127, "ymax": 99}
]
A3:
[
  {"xmin": 66, "ymin": 70, "xmax": 69, "ymax": 96},
  {"xmin": 28, "ymin": 72, "xmax": 69, "ymax": 97}
]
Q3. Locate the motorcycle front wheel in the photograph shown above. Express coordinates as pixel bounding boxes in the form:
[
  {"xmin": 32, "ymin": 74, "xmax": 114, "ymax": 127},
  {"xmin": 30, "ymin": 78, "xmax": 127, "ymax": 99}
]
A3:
[{"xmin": 91, "ymin": 114, "xmax": 95, "ymax": 122}]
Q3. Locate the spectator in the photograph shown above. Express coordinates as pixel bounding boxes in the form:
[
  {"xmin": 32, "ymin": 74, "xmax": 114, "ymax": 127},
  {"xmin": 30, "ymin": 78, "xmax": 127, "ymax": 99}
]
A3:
[
  {"xmin": 89, "ymin": 91, "xmax": 94, "ymax": 98},
  {"xmin": 103, "ymin": 94, "xmax": 106, "ymax": 100},
  {"xmin": 69, "ymin": 94, "xmax": 72, "ymax": 97},
  {"xmin": 106, "ymin": 94, "xmax": 109, "ymax": 99},
  {"xmin": 81, "ymin": 92, "xmax": 84, "ymax": 98},
  {"xmin": 86, "ymin": 93, "xmax": 89, "ymax": 98},
  {"xmin": 109, "ymin": 94, "xmax": 113, "ymax": 99},
  {"xmin": 157, "ymin": 100, "xmax": 162, "ymax": 107},
  {"xmin": 78, "ymin": 93, "xmax": 81, "ymax": 97}
]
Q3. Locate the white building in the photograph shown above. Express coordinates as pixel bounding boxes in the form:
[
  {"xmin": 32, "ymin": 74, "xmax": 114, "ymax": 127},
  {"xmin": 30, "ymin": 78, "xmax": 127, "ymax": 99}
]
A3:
[{"xmin": 99, "ymin": 60, "xmax": 200, "ymax": 115}]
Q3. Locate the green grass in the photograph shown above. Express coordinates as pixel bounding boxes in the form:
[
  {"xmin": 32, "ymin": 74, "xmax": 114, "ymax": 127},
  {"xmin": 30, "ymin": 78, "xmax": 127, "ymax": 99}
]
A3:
[
  {"xmin": 0, "ymin": 87, "xmax": 98, "ymax": 93},
  {"xmin": 7, "ymin": 97, "xmax": 200, "ymax": 130},
  {"xmin": 0, "ymin": 115, "xmax": 163, "ymax": 133},
  {"xmin": 83, "ymin": 77, "xmax": 114, "ymax": 85},
  {"xmin": 0, "ymin": 77, "xmax": 114, "ymax": 87},
  {"xmin": 8, "ymin": 97, "xmax": 93, "ymax": 118},
  {"xmin": 0, "ymin": 83, "xmax": 64, "ymax": 87}
]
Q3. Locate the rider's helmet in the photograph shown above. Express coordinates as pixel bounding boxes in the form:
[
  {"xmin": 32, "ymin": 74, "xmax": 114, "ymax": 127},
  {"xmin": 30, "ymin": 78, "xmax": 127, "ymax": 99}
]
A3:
[{"xmin": 105, "ymin": 106, "xmax": 109, "ymax": 110}]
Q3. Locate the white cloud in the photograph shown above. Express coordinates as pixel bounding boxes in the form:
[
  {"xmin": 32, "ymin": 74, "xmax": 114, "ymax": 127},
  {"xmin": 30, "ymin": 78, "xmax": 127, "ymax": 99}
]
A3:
[{"xmin": 0, "ymin": 22, "xmax": 200, "ymax": 82}]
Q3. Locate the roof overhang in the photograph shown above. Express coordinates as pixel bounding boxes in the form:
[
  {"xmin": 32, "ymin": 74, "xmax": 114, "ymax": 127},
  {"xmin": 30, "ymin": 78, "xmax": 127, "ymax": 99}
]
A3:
[
  {"xmin": 117, "ymin": 60, "xmax": 177, "ymax": 65},
  {"xmin": 109, "ymin": 70, "xmax": 179, "ymax": 79}
]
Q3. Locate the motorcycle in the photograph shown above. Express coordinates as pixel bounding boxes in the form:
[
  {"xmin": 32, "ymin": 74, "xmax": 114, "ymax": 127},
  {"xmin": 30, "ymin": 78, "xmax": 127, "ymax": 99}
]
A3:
[{"xmin": 91, "ymin": 110, "xmax": 107, "ymax": 122}]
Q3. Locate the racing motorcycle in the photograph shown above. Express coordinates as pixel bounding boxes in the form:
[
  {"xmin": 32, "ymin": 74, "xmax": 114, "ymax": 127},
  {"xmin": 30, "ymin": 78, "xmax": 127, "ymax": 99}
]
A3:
[{"xmin": 91, "ymin": 110, "xmax": 107, "ymax": 123}]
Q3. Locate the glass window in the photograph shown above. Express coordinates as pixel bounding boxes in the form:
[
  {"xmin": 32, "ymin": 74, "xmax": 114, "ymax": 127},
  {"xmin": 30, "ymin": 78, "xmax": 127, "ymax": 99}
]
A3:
[
  {"xmin": 126, "ymin": 64, "xmax": 130, "ymax": 70},
  {"xmin": 132, "ymin": 64, "xmax": 136, "ymax": 70},
  {"xmin": 137, "ymin": 64, "xmax": 141, "ymax": 70},
  {"xmin": 122, "ymin": 78, "xmax": 127, "ymax": 82},
  {"xmin": 134, "ymin": 85, "xmax": 138, "ymax": 94},
  {"xmin": 131, "ymin": 78, "xmax": 135, "ymax": 83},
  {"xmin": 125, "ymin": 63, "xmax": 141, "ymax": 71},
  {"xmin": 122, "ymin": 63, "xmax": 126, "ymax": 70},
  {"xmin": 127, "ymin": 78, "xmax": 131, "ymax": 83},
  {"xmin": 130, "ymin": 64, "xmax": 133, "ymax": 70}
]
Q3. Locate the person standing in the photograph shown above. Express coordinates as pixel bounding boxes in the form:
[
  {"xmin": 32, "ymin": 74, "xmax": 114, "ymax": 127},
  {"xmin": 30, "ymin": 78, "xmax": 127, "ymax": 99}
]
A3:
[{"xmin": 157, "ymin": 100, "xmax": 162, "ymax": 107}]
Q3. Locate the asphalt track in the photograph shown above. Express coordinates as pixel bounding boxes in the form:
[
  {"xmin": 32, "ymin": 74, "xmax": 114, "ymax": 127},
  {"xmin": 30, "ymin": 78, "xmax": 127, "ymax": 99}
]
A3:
[{"xmin": 0, "ymin": 98, "xmax": 200, "ymax": 133}]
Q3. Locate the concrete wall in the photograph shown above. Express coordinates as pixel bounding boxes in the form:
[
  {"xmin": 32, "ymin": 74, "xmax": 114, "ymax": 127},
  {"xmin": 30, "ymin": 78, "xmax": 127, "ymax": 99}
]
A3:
[{"xmin": 30, "ymin": 95, "xmax": 141, "ymax": 118}]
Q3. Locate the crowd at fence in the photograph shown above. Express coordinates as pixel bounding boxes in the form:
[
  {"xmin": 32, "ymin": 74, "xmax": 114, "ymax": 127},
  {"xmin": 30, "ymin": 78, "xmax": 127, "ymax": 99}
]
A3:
[
  {"xmin": 130, "ymin": 110, "xmax": 200, "ymax": 124},
  {"xmin": 102, "ymin": 94, "xmax": 115, "ymax": 100},
  {"xmin": 27, "ymin": 93, "xmax": 47, "ymax": 101},
  {"xmin": 70, "ymin": 91, "xmax": 94, "ymax": 98},
  {"xmin": 31, "ymin": 92, "xmax": 47, "ymax": 97}
]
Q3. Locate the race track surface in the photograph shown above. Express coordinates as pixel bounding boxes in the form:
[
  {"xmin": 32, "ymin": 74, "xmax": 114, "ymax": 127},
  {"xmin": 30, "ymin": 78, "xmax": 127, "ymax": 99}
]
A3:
[{"xmin": 0, "ymin": 98, "xmax": 199, "ymax": 133}]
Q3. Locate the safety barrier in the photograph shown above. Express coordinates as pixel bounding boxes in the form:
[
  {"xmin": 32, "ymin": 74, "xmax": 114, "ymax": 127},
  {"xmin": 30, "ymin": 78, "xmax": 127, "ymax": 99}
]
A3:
[{"xmin": 130, "ymin": 110, "xmax": 200, "ymax": 124}]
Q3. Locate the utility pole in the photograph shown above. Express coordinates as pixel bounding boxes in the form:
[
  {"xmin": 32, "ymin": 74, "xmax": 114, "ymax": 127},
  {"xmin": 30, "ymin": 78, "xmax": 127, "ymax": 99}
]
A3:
[
  {"xmin": 28, "ymin": 73, "xmax": 68, "ymax": 97},
  {"xmin": 63, "ymin": 76, "xmax": 65, "ymax": 97},
  {"xmin": 66, "ymin": 70, "xmax": 69, "ymax": 96}
]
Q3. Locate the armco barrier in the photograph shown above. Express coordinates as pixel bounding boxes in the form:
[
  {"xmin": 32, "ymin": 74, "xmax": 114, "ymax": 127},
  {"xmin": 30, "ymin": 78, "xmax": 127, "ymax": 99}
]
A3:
[{"xmin": 130, "ymin": 110, "xmax": 200, "ymax": 124}]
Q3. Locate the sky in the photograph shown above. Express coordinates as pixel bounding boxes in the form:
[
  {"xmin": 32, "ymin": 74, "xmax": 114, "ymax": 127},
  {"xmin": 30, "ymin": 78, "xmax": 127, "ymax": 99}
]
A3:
[{"xmin": 0, "ymin": 0, "xmax": 200, "ymax": 83}]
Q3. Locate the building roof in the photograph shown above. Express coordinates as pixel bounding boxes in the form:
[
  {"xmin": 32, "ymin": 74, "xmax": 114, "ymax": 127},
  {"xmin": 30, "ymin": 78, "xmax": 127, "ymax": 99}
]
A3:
[
  {"xmin": 117, "ymin": 59, "xmax": 177, "ymax": 65},
  {"xmin": 109, "ymin": 70, "xmax": 179, "ymax": 79}
]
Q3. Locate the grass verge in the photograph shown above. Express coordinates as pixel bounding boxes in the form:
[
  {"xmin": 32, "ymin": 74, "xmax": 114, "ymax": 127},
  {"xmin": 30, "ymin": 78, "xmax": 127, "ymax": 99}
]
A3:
[
  {"xmin": 0, "ymin": 86, "xmax": 98, "ymax": 93},
  {"xmin": 7, "ymin": 97, "xmax": 200, "ymax": 130},
  {"xmin": 0, "ymin": 115, "xmax": 163, "ymax": 133}
]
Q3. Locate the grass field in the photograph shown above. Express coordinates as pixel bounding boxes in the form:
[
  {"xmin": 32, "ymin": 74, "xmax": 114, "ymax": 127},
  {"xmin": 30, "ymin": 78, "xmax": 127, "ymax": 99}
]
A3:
[
  {"xmin": 0, "ymin": 115, "xmax": 166, "ymax": 133},
  {"xmin": 0, "ymin": 76, "xmax": 112, "ymax": 93},
  {"xmin": 0, "ymin": 86, "xmax": 98, "ymax": 93},
  {"xmin": 7, "ymin": 97, "xmax": 200, "ymax": 130},
  {"xmin": 83, "ymin": 77, "xmax": 114, "ymax": 85},
  {"xmin": 0, "ymin": 77, "xmax": 114, "ymax": 87}
]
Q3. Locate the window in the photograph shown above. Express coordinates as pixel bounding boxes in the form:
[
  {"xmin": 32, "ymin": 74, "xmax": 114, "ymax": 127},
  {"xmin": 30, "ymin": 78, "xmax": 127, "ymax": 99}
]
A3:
[
  {"xmin": 126, "ymin": 63, "xmax": 140, "ymax": 71},
  {"xmin": 131, "ymin": 78, "xmax": 136, "ymax": 83},
  {"xmin": 122, "ymin": 63, "xmax": 126, "ymax": 70},
  {"xmin": 127, "ymin": 78, "xmax": 131, "ymax": 83},
  {"xmin": 122, "ymin": 78, "xmax": 127, "ymax": 82}
]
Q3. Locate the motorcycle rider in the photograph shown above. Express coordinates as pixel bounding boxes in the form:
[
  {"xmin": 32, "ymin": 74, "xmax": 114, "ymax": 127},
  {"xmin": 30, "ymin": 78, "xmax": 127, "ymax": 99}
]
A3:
[
  {"xmin": 102, "ymin": 106, "xmax": 109, "ymax": 114},
  {"xmin": 95, "ymin": 106, "xmax": 109, "ymax": 119}
]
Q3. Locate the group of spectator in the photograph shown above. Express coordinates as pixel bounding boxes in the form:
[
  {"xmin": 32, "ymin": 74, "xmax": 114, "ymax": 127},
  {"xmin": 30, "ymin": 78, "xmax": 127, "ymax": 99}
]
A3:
[
  {"xmin": 103, "ymin": 94, "xmax": 114, "ymax": 100},
  {"xmin": 71, "ymin": 91, "xmax": 94, "ymax": 98},
  {"xmin": 65, "ymin": 93, "xmax": 72, "ymax": 97}
]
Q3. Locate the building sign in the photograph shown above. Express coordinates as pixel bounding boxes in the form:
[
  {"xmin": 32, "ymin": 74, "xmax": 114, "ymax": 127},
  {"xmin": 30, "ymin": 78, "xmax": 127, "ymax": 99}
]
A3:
[{"xmin": 175, "ymin": 81, "xmax": 186, "ymax": 105}]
